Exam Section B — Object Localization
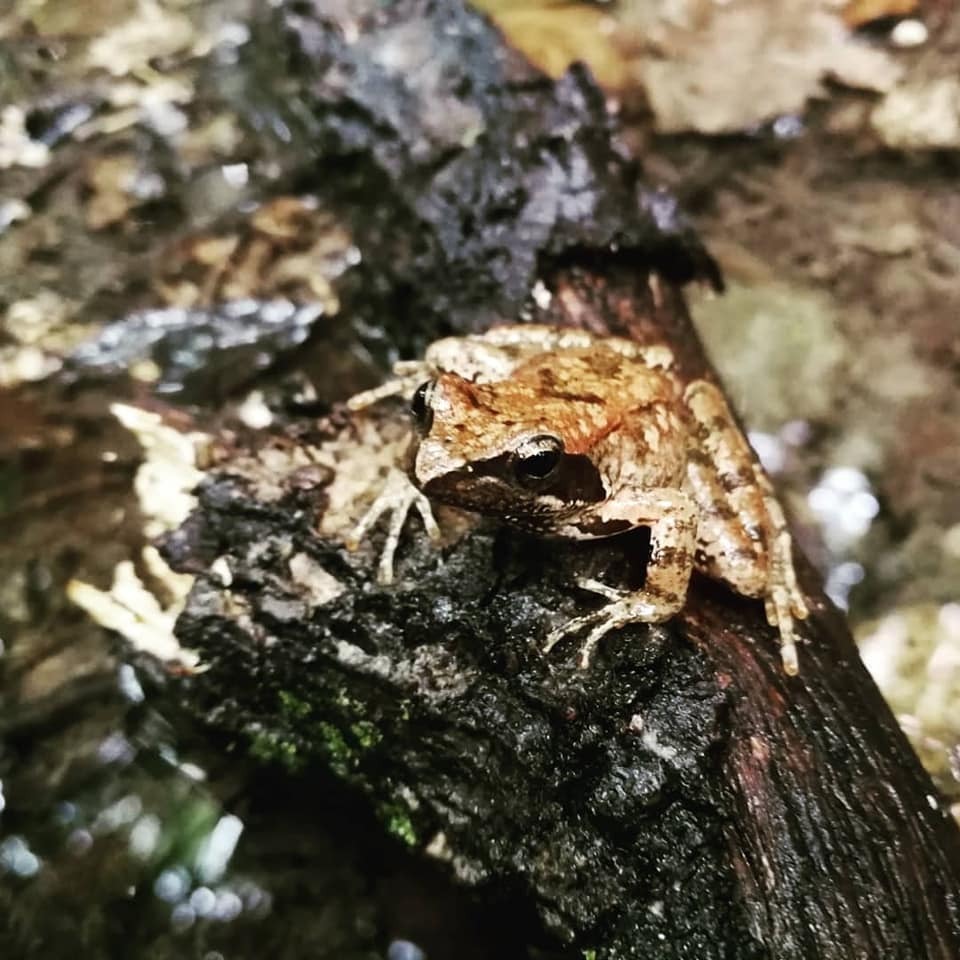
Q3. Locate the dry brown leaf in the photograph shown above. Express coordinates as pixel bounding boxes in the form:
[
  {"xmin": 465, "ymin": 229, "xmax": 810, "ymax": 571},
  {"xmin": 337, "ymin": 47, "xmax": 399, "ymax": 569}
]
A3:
[
  {"xmin": 84, "ymin": 153, "xmax": 141, "ymax": 230},
  {"xmin": 477, "ymin": 0, "xmax": 904, "ymax": 135},
  {"xmin": 472, "ymin": 0, "xmax": 631, "ymax": 90},
  {"xmin": 632, "ymin": 0, "xmax": 902, "ymax": 133}
]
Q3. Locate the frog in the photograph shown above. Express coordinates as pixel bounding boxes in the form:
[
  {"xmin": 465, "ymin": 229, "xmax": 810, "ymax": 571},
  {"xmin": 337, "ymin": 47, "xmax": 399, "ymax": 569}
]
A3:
[{"xmin": 346, "ymin": 321, "xmax": 809, "ymax": 675}]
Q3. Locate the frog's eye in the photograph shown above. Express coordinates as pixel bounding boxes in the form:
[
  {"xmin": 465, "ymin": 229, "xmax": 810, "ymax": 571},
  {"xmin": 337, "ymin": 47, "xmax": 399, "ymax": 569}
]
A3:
[
  {"xmin": 410, "ymin": 380, "xmax": 435, "ymax": 432},
  {"xmin": 513, "ymin": 434, "xmax": 564, "ymax": 485}
]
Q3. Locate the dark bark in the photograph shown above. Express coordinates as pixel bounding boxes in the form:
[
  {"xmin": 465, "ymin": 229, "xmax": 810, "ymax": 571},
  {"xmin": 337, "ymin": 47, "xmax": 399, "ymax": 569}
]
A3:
[{"xmin": 164, "ymin": 2, "xmax": 960, "ymax": 958}]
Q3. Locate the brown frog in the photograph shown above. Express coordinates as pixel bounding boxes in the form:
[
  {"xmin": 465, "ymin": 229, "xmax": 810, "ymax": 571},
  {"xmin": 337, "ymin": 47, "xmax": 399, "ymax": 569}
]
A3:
[{"xmin": 347, "ymin": 322, "xmax": 808, "ymax": 674}]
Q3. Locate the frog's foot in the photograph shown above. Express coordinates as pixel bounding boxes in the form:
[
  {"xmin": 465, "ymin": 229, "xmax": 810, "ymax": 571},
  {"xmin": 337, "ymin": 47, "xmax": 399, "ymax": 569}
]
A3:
[
  {"xmin": 762, "ymin": 529, "xmax": 810, "ymax": 676},
  {"xmin": 542, "ymin": 580, "xmax": 665, "ymax": 669},
  {"xmin": 346, "ymin": 361, "xmax": 431, "ymax": 412},
  {"xmin": 345, "ymin": 467, "xmax": 440, "ymax": 585}
]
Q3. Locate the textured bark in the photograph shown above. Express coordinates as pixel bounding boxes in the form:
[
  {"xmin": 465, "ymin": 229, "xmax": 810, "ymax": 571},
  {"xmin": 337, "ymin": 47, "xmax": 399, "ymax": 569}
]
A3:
[{"xmin": 165, "ymin": 2, "xmax": 960, "ymax": 958}]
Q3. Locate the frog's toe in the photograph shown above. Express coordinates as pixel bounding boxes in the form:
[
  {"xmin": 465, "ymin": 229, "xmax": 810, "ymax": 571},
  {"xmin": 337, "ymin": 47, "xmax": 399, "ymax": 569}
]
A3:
[
  {"xmin": 376, "ymin": 533, "xmax": 400, "ymax": 585},
  {"xmin": 347, "ymin": 497, "xmax": 390, "ymax": 554},
  {"xmin": 764, "ymin": 595, "xmax": 779, "ymax": 627},
  {"xmin": 573, "ymin": 577, "xmax": 628, "ymax": 602},
  {"xmin": 577, "ymin": 618, "xmax": 620, "ymax": 669},
  {"xmin": 542, "ymin": 611, "xmax": 618, "ymax": 668},
  {"xmin": 780, "ymin": 635, "xmax": 799, "ymax": 677},
  {"xmin": 542, "ymin": 610, "xmax": 601, "ymax": 656},
  {"xmin": 413, "ymin": 492, "xmax": 442, "ymax": 543},
  {"xmin": 791, "ymin": 592, "xmax": 810, "ymax": 621},
  {"xmin": 765, "ymin": 585, "xmax": 802, "ymax": 676}
]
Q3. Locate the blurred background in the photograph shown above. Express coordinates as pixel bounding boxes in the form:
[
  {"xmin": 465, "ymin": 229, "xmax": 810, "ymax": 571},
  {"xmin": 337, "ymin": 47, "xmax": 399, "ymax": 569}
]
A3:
[{"xmin": 1, "ymin": 0, "xmax": 958, "ymax": 957}]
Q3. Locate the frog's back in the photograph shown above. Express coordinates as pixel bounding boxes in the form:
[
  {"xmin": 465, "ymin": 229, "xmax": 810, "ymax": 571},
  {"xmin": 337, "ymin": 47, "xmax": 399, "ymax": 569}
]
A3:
[{"xmin": 512, "ymin": 345, "xmax": 678, "ymax": 411}]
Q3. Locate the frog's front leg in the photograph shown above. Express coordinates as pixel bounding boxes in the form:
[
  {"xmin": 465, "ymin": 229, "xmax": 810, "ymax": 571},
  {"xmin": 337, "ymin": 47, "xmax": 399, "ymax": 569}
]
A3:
[
  {"xmin": 346, "ymin": 359, "xmax": 432, "ymax": 412},
  {"xmin": 345, "ymin": 370, "xmax": 443, "ymax": 584},
  {"xmin": 543, "ymin": 489, "xmax": 698, "ymax": 668},
  {"xmin": 683, "ymin": 379, "xmax": 809, "ymax": 675},
  {"xmin": 345, "ymin": 463, "xmax": 441, "ymax": 585}
]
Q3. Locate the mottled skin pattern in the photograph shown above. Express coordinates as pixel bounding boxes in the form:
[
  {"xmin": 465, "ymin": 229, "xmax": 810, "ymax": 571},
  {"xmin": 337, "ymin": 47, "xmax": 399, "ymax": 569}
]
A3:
[{"xmin": 347, "ymin": 323, "xmax": 808, "ymax": 674}]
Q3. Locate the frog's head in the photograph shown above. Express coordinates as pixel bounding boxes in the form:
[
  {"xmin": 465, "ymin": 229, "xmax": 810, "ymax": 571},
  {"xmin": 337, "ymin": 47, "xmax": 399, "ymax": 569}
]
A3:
[{"xmin": 407, "ymin": 373, "xmax": 611, "ymax": 531}]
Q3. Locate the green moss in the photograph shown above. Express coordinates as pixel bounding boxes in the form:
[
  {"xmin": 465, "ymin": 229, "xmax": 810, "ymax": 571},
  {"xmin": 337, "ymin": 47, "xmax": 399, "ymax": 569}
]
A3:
[
  {"xmin": 249, "ymin": 729, "xmax": 304, "ymax": 773},
  {"xmin": 350, "ymin": 719, "xmax": 382, "ymax": 749},
  {"xmin": 380, "ymin": 800, "xmax": 418, "ymax": 848},
  {"xmin": 264, "ymin": 689, "xmax": 385, "ymax": 780},
  {"xmin": 315, "ymin": 721, "xmax": 353, "ymax": 777},
  {"xmin": 278, "ymin": 690, "xmax": 313, "ymax": 720},
  {"xmin": 252, "ymin": 694, "xmax": 415, "ymax": 847},
  {"xmin": 334, "ymin": 690, "xmax": 362, "ymax": 710}
]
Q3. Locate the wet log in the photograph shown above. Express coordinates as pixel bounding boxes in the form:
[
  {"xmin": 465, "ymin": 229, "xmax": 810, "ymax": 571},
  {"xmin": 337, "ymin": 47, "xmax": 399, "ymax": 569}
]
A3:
[{"xmin": 164, "ymin": 2, "xmax": 960, "ymax": 957}]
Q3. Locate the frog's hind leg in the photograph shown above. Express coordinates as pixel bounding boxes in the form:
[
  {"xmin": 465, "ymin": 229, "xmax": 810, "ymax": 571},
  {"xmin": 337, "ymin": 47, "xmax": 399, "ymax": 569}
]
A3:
[{"xmin": 683, "ymin": 380, "xmax": 809, "ymax": 675}]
